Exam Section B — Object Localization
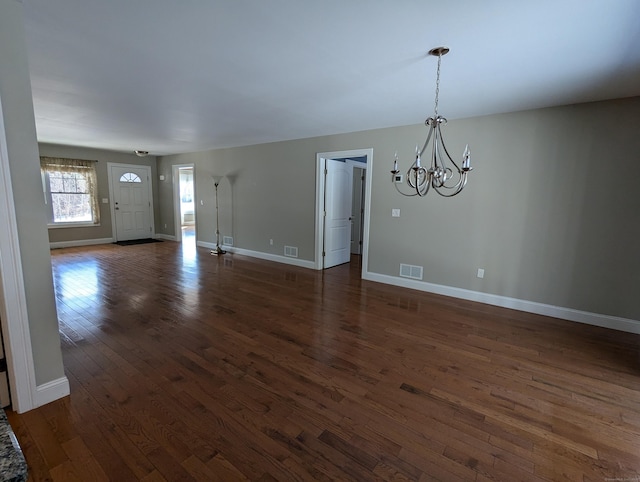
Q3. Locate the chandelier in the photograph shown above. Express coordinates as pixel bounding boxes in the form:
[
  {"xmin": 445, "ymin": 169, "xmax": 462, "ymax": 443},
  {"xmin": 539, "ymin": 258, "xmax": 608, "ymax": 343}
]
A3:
[{"xmin": 391, "ymin": 47, "xmax": 472, "ymax": 197}]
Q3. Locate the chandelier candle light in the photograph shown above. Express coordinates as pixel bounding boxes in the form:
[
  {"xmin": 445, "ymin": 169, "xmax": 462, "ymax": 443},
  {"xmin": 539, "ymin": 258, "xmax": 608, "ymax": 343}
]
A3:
[{"xmin": 391, "ymin": 47, "xmax": 472, "ymax": 197}]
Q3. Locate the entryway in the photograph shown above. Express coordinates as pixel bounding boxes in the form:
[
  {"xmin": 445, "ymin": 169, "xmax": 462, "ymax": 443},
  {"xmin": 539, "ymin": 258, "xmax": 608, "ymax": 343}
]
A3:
[
  {"xmin": 107, "ymin": 163, "xmax": 154, "ymax": 242},
  {"xmin": 315, "ymin": 148, "xmax": 373, "ymax": 275},
  {"xmin": 172, "ymin": 164, "xmax": 196, "ymax": 245}
]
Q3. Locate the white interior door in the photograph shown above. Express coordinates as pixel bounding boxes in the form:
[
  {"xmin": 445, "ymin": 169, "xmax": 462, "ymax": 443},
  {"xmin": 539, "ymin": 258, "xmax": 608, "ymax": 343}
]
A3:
[
  {"xmin": 110, "ymin": 165, "xmax": 152, "ymax": 241},
  {"xmin": 323, "ymin": 159, "xmax": 353, "ymax": 268}
]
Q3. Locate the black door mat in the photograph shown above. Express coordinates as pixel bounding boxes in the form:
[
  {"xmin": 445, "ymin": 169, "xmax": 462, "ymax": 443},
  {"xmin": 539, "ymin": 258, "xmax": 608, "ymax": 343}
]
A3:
[{"xmin": 115, "ymin": 238, "xmax": 163, "ymax": 246}]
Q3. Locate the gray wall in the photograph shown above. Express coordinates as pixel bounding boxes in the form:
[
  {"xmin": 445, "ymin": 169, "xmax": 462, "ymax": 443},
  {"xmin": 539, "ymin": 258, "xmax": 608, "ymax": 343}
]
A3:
[
  {"xmin": 38, "ymin": 144, "xmax": 159, "ymax": 244},
  {"xmin": 0, "ymin": 0, "xmax": 65, "ymax": 386},
  {"xmin": 159, "ymin": 139, "xmax": 337, "ymax": 260},
  {"xmin": 158, "ymin": 96, "xmax": 640, "ymax": 322},
  {"xmin": 369, "ymin": 99, "xmax": 640, "ymax": 320}
]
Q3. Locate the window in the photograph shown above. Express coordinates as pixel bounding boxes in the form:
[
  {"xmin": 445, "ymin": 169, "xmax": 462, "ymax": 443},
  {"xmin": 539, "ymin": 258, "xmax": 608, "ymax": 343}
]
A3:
[
  {"xmin": 40, "ymin": 157, "xmax": 100, "ymax": 226},
  {"xmin": 119, "ymin": 172, "xmax": 141, "ymax": 183}
]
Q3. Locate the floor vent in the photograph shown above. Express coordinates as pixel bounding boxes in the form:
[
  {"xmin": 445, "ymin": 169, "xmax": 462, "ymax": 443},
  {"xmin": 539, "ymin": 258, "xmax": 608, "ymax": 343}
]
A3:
[
  {"xmin": 400, "ymin": 263, "xmax": 423, "ymax": 280},
  {"xmin": 223, "ymin": 236, "xmax": 233, "ymax": 246},
  {"xmin": 284, "ymin": 246, "xmax": 298, "ymax": 258}
]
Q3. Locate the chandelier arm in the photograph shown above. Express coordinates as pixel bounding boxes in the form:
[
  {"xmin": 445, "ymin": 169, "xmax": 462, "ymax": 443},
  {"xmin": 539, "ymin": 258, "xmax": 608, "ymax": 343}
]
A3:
[
  {"xmin": 393, "ymin": 169, "xmax": 430, "ymax": 196},
  {"xmin": 392, "ymin": 164, "xmax": 427, "ymax": 196},
  {"xmin": 406, "ymin": 167, "xmax": 417, "ymax": 188},
  {"xmin": 393, "ymin": 183, "xmax": 420, "ymax": 197},
  {"xmin": 408, "ymin": 167, "xmax": 429, "ymax": 195},
  {"xmin": 433, "ymin": 123, "xmax": 467, "ymax": 191},
  {"xmin": 418, "ymin": 122, "xmax": 435, "ymax": 158},
  {"xmin": 433, "ymin": 172, "xmax": 468, "ymax": 197},
  {"xmin": 417, "ymin": 180, "xmax": 431, "ymax": 196},
  {"xmin": 437, "ymin": 123, "xmax": 462, "ymax": 172},
  {"xmin": 431, "ymin": 122, "xmax": 440, "ymax": 171},
  {"xmin": 434, "ymin": 169, "xmax": 464, "ymax": 192}
]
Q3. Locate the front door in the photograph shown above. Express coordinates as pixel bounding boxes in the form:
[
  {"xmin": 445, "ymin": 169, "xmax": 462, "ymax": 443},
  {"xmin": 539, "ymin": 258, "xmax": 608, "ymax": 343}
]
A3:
[
  {"xmin": 323, "ymin": 159, "xmax": 353, "ymax": 268},
  {"xmin": 109, "ymin": 164, "xmax": 152, "ymax": 241}
]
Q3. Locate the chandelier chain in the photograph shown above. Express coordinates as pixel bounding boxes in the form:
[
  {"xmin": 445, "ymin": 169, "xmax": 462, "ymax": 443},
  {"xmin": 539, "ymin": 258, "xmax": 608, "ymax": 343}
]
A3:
[{"xmin": 434, "ymin": 53, "xmax": 442, "ymax": 117}]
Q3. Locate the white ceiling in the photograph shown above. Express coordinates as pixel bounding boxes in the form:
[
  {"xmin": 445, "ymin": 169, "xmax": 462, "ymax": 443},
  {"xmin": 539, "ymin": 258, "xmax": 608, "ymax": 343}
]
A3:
[{"xmin": 21, "ymin": 0, "xmax": 640, "ymax": 156}]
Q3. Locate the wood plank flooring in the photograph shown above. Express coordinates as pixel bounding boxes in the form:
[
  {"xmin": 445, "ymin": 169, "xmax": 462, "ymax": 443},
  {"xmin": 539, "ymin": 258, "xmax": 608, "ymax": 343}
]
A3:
[{"xmin": 6, "ymin": 240, "xmax": 640, "ymax": 481}]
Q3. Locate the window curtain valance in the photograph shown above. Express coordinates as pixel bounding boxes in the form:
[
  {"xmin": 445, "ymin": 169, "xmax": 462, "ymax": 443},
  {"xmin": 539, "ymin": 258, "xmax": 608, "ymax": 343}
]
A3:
[{"xmin": 39, "ymin": 156, "xmax": 97, "ymax": 172}]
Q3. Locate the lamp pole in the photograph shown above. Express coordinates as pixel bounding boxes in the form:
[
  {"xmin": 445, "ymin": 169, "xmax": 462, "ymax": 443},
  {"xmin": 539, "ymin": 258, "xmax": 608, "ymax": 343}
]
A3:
[{"xmin": 211, "ymin": 178, "xmax": 226, "ymax": 255}]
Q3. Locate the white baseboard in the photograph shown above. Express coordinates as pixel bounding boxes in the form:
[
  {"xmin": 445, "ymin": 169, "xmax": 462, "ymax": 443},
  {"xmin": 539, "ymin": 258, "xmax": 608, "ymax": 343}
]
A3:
[
  {"xmin": 196, "ymin": 240, "xmax": 218, "ymax": 250},
  {"xmin": 363, "ymin": 271, "xmax": 640, "ymax": 335},
  {"xmin": 34, "ymin": 376, "xmax": 70, "ymax": 407},
  {"xmin": 50, "ymin": 237, "xmax": 113, "ymax": 249},
  {"xmin": 155, "ymin": 234, "xmax": 176, "ymax": 241},
  {"xmin": 196, "ymin": 241, "xmax": 316, "ymax": 269}
]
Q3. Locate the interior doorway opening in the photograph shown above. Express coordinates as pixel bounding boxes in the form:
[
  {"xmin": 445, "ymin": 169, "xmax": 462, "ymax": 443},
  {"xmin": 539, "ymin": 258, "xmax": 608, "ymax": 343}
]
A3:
[
  {"xmin": 315, "ymin": 148, "xmax": 373, "ymax": 276},
  {"xmin": 172, "ymin": 164, "xmax": 196, "ymax": 244}
]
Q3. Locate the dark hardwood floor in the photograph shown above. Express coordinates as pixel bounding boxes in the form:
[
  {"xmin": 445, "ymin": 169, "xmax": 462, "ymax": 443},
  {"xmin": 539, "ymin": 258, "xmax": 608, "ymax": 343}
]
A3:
[{"xmin": 6, "ymin": 240, "xmax": 640, "ymax": 481}]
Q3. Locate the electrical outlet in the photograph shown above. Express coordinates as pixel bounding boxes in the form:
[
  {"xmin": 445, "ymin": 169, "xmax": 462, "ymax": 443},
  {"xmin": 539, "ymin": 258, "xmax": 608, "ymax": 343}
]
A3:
[
  {"xmin": 392, "ymin": 209, "xmax": 400, "ymax": 217},
  {"xmin": 270, "ymin": 239, "xmax": 273, "ymax": 245},
  {"xmin": 477, "ymin": 268, "xmax": 485, "ymax": 279}
]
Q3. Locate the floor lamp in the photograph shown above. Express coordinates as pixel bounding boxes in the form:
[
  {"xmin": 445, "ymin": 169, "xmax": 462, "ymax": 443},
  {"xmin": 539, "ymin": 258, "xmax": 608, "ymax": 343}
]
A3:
[{"xmin": 211, "ymin": 176, "xmax": 226, "ymax": 255}]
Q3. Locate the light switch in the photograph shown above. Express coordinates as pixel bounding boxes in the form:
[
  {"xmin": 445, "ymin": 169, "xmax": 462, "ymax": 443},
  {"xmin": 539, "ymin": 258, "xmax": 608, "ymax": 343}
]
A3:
[
  {"xmin": 392, "ymin": 209, "xmax": 400, "ymax": 217},
  {"xmin": 159, "ymin": 175, "xmax": 165, "ymax": 181},
  {"xmin": 102, "ymin": 198, "xmax": 109, "ymax": 204}
]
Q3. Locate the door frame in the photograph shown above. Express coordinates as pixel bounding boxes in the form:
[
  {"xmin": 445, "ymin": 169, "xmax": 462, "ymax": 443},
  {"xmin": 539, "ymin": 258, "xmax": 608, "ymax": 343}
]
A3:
[
  {"xmin": 0, "ymin": 94, "xmax": 37, "ymax": 413},
  {"xmin": 107, "ymin": 163, "xmax": 155, "ymax": 242},
  {"xmin": 314, "ymin": 148, "xmax": 373, "ymax": 275},
  {"xmin": 350, "ymin": 165, "xmax": 366, "ymax": 255},
  {"xmin": 172, "ymin": 163, "xmax": 196, "ymax": 243}
]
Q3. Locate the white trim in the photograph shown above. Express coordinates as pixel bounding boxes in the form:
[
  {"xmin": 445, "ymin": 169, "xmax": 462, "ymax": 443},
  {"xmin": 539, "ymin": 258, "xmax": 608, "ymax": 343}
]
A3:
[
  {"xmin": 0, "ymin": 95, "xmax": 37, "ymax": 413},
  {"xmin": 196, "ymin": 241, "xmax": 316, "ymax": 270},
  {"xmin": 154, "ymin": 233, "xmax": 177, "ymax": 242},
  {"xmin": 47, "ymin": 222, "xmax": 102, "ymax": 229},
  {"xmin": 107, "ymin": 163, "xmax": 155, "ymax": 242},
  {"xmin": 196, "ymin": 240, "xmax": 219, "ymax": 251},
  {"xmin": 360, "ymin": 154, "xmax": 373, "ymax": 277},
  {"xmin": 315, "ymin": 148, "xmax": 373, "ymax": 275},
  {"xmin": 49, "ymin": 237, "xmax": 114, "ymax": 249},
  {"xmin": 314, "ymin": 157, "xmax": 325, "ymax": 269},
  {"xmin": 34, "ymin": 376, "xmax": 70, "ymax": 407},
  {"xmin": 363, "ymin": 271, "xmax": 640, "ymax": 335}
]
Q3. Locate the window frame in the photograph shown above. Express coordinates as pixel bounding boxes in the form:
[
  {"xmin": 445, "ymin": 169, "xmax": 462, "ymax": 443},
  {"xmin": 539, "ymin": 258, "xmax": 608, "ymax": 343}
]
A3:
[{"xmin": 40, "ymin": 157, "xmax": 101, "ymax": 228}]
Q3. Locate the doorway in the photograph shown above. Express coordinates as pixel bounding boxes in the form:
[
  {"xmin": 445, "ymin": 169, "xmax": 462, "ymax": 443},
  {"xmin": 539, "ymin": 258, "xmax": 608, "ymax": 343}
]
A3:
[
  {"xmin": 107, "ymin": 163, "xmax": 154, "ymax": 242},
  {"xmin": 315, "ymin": 148, "xmax": 373, "ymax": 276},
  {"xmin": 172, "ymin": 164, "xmax": 196, "ymax": 244}
]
